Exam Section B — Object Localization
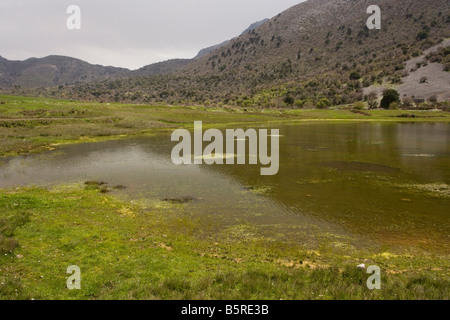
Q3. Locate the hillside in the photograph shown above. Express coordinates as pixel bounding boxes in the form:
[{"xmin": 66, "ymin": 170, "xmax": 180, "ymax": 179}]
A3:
[
  {"xmin": 132, "ymin": 19, "xmax": 271, "ymax": 77},
  {"xmin": 3, "ymin": 0, "xmax": 450, "ymax": 106},
  {"xmin": 363, "ymin": 39, "xmax": 450, "ymax": 101},
  {"xmin": 130, "ymin": 59, "xmax": 191, "ymax": 77},
  {"xmin": 181, "ymin": 0, "xmax": 450, "ymax": 105},
  {"xmin": 0, "ymin": 19, "xmax": 271, "ymax": 86},
  {"xmin": 194, "ymin": 41, "xmax": 230, "ymax": 60},
  {"xmin": 0, "ymin": 55, "xmax": 128, "ymax": 88},
  {"xmin": 194, "ymin": 19, "xmax": 269, "ymax": 59}
]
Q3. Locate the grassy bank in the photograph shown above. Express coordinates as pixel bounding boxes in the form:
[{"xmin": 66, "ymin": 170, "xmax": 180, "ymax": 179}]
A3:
[
  {"xmin": 0, "ymin": 95, "xmax": 449, "ymax": 300},
  {"xmin": 1, "ymin": 95, "xmax": 449, "ymax": 157},
  {"xmin": 1, "ymin": 184, "xmax": 448, "ymax": 300}
]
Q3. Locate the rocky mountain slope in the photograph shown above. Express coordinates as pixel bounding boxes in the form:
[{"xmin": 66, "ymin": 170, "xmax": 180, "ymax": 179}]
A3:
[
  {"xmin": 0, "ymin": 19, "xmax": 271, "ymax": 85},
  {"xmin": 3, "ymin": 0, "xmax": 450, "ymax": 106},
  {"xmin": 130, "ymin": 59, "xmax": 191, "ymax": 77},
  {"xmin": 0, "ymin": 55, "xmax": 128, "ymax": 88},
  {"xmin": 132, "ymin": 19, "xmax": 271, "ymax": 77},
  {"xmin": 180, "ymin": 0, "xmax": 449, "ymax": 103},
  {"xmin": 194, "ymin": 19, "xmax": 269, "ymax": 59},
  {"xmin": 364, "ymin": 39, "xmax": 450, "ymax": 102}
]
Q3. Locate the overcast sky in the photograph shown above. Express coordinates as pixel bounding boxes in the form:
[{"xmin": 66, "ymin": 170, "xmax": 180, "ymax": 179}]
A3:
[{"xmin": 0, "ymin": 0, "xmax": 304, "ymax": 70}]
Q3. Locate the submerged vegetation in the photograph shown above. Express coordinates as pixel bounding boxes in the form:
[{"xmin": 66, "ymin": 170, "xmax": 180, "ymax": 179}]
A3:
[
  {"xmin": 0, "ymin": 95, "xmax": 449, "ymax": 300},
  {"xmin": 0, "ymin": 0, "xmax": 449, "ymax": 301},
  {"xmin": 0, "ymin": 94, "xmax": 449, "ymax": 158},
  {"xmin": 0, "ymin": 184, "xmax": 448, "ymax": 300}
]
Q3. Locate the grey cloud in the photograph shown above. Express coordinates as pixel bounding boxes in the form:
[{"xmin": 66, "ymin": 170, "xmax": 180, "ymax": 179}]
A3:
[{"xmin": 0, "ymin": 0, "xmax": 302, "ymax": 69}]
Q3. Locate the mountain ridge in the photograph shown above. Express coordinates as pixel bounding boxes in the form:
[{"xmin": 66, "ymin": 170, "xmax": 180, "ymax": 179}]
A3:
[
  {"xmin": 194, "ymin": 19, "xmax": 269, "ymax": 59},
  {"xmin": 2, "ymin": 0, "xmax": 449, "ymax": 106},
  {"xmin": 0, "ymin": 18, "xmax": 272, "ymax": 84},
  {"xmin": 0, "ymin": 55, "xmax": 128, "ymax": 88}
]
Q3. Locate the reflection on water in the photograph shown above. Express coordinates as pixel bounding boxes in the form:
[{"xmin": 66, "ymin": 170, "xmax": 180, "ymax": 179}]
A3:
[{"xmin": 0, "ymin": 122, "xmax": 449, "ymax": 252}]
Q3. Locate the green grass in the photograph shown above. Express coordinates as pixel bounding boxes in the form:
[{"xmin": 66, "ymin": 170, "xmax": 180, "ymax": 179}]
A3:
[
  {"xmin": 0, "ymin": 185, "xmax": 448, "ymax": 300},
  {"xmin": 0, "ymin": 95, "xmax": 449, "ymax": 299},
  {"xmin": 0, "ymin": 94, "xmax": 449, "ymax": 157}
]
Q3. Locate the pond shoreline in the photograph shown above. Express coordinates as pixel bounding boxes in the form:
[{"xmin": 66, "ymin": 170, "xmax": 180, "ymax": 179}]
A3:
[
  {"xmin": 1, "ymin": 94, "xmax": 449, "ymax": 158},
  {"xmin": 0, "ymin": 95, "xmax": 449, "ymax": 299},
  {"xmin": 1, "ymin": 184, "xmax": 449, "ymax": 299}
]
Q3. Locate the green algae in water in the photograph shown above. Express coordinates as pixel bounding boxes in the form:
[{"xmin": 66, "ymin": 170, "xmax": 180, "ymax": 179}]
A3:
[
  {"xmin": 0, "ymin": 122, "xmax": 449, "ymax": 254},
  {"xmin": 398, "ymin": 183, "xmax": 450, "ymax": 198}
]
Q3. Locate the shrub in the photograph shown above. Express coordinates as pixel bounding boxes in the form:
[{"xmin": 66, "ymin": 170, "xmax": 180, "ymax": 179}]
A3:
[
  {"xmin": 416, "ymin": 31, "xmax": 428, "ymax": 41},
  {"xmin": 367, "ymin": 92, "xmax": 377, "ymax": 101},
  {"xmin": 380, "ymin": 89, "xmax": 400, "ymax": 109},
  {"xmin": 242, "ymin": 99, "xmax": 253, "ymax": 108},
  {"xmin": 389, "ymin": 102, "xmax": 399, "ymax": 110},
  {"xmin": 420, "ymin": 76, "xmax": 428, "ymax": 84},
  {"xmin": 316, "ymin": 98, "xmax": 331, "ymax": 109},
  {"xmin": 349, "ymin": 71, "xmax": 361, "ymax": 80},
  {"xmin": 368, "ymin": 100, "xmax": 379, "ymax": 109},
  {"xmin": 294, "ymin": 100, "xmax": 305, "ymax": 108},
  {"xmin": 316, "ymin": 101, "xmax": 326, "ymax": 109},
  {"xmin": 303, "ymin": 100, "xmax": 315, "ymax": 109},
  {"xmin": 402, "ymin": 97, "xmax": 414, "ymax": 108},
  {"xmin": 283, "ymin": 95, "xmax": 294, "ymax": 106},
  {"xmin": 353, "ymin": 101, "xmax": 366, "ymax": 110},
  {"xmin": 428, "ymin": 95, "xmax": 437, "ymax": 103}
]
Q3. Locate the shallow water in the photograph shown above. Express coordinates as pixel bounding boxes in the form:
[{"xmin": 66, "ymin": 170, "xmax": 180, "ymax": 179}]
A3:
[{"xmin": 1, "ymin": 122, "xmax": 449, "ymax": 252}]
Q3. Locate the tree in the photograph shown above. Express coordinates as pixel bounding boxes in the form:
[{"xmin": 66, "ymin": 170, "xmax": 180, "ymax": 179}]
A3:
[
  {"xmin": 316, "ymin": 98, "xmax": 331, "ymax": 109},
  {"xmin": 284, "ymin": 95, "xmax": 294, "ymax": 106},
  {"xmin": 294, "ymin": 100, "xmax": 305, "ymax": 108},
  {"xmin": 368, "ymin": 100, "xmax": 379, "ymax": 109},
  {"xmin": 353, "ymin": 101, "xmax": 365, "ymax": 110},
  {"xmin": 389, "ymin": 102, "xmax": 399, "ymax": 110},
  {"xmin": 349, "ymin": 71, "xmax": 361, "ymax": 80},
  {"xmin": 380, "ymin": 89, "xmax": 400, "ymax": 109},
  {"xmin": 416, "ymin": 31, "xmax": 428, "ymax": 41}
]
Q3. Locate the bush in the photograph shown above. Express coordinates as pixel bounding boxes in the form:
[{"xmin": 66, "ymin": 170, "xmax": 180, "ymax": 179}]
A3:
[
  {"xmin": 316, "ymin": 98, "xmax": 331, "ymax": 109},
  {"xmin": 402, "ymin": 97, "xmax": 414, "ymax": 108},
  {"xmin": 380, "ymin": 89, "xmax": 400, "ymax": 109},
  {"xmin": 368, "ymin": 100, "xmax": 379, "ymax": 109},
  {"xmin": 242, "ymin": 99, "xmax": 253, "ymax": 108},
  {"xmin": 303, "ymin": 100, "xmax": 315, "ymax": 109},
  {"xmin": 416, "ymin": 31, "xmax": 428, "ymax": 41},
  {"xmin": 428, "ymin": 95, "xmax": 437, "ymax": 103},
  {"xmin": 389, "ymin": 102, "xmax": 399, "ymax": 110},
  {"xmin": 284, "ymin": 96, "xmax": 294, "ymax": 106},
  {"xmin": 316, "ymin": 101, "xmax": 326, "ymax": 109},
  {"xmin": 294, "ymin": 100, "xmax": 305, "ymax": 108},
  {"xmin": 367, "ymin": 92, "xmax": 377, "ymax": 101},
  {"xmin": 349, "ymin": 71, "xmax": 361, "ymax": 80},
  {"xmin": 353, "ymin": 101, "xmax": 366, "ymax": 110}
]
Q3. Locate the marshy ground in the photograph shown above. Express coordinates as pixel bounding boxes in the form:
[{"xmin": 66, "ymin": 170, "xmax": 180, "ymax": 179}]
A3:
[
  {"xmin": 1, "ymin": 94, "xmax": 449, "ymax": 158},
  {"xmin": 0, "ymin": 95, "xmax": 449, "ymax": 299}
]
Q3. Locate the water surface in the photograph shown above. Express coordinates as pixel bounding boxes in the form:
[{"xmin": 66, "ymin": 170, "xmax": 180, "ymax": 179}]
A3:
[{"xmin": 1, "ymin": 122, "xmax": 449, "ymax": 253}]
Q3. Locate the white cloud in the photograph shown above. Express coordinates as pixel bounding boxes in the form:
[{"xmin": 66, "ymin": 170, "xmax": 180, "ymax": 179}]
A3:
[{"xmin": 0, "ymin": 0, "xmax": 303, "ymax": 69}]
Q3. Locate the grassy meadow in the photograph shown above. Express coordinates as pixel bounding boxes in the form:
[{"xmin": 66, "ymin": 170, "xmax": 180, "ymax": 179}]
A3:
[
  {"xmin": 0, "ymin": 95, "xmax": 449, "ymax": 300},
  {"xmin": 0, "ymin": 94, "xmax": 449, "ymax": 158}
]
